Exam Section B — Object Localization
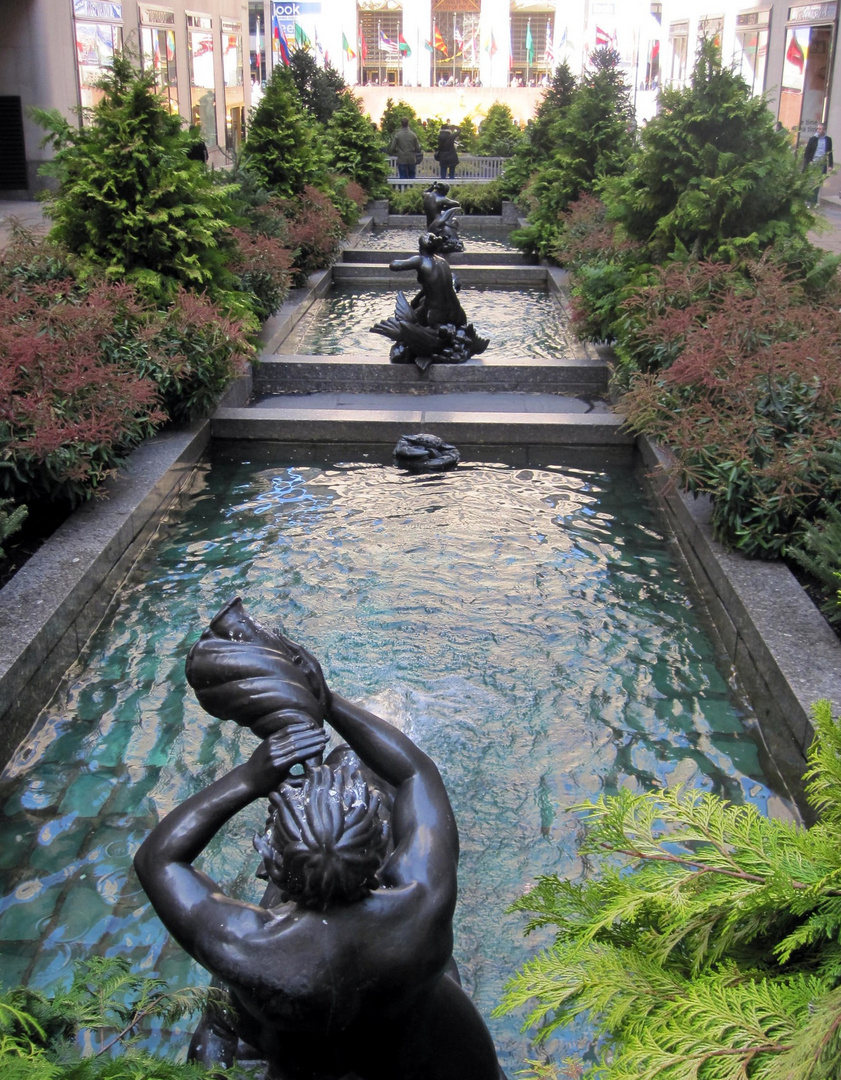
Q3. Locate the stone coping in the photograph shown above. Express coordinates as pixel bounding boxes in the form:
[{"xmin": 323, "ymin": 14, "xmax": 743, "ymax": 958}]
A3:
[{"xmin": 637, "ymin": 436, "xmax": 841, "ymax": 813}]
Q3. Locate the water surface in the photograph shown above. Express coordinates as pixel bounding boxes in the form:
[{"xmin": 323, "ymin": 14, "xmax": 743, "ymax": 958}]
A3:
[
  {"xmin": 284, "ymin": 284, "xmax": 580, "ymax": 360},
  {"xmin": 360, "ymin": 225, "xmax": 516, "ymax": 254},
  {"xmin": 0, "ymin": 451, "xmax": 779, "ymax": 1072}
]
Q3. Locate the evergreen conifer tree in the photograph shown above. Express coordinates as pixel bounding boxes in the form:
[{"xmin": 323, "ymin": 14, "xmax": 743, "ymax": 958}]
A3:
[
  {"xmin": 241, "ymin": 64, "xmax": 329, "ymax": 198},
  {"xmin": 34, "ymin": 55, "xmax": 237, "ymax": 303},
  {"xmin": 325, "ymin": 92, "xmax": 389, "ymax": 194},
  {"xmin": 288, "ymin": 48, "xmax": 347, "ymax": 125},
  {"xmin": 475, "ymin": 102, "xmax": 524, "ymax": 157},
  {"xmin": 604, "ymin": 39, "xmax": 813, "ymax": 260},
  {"xmin": 513, "ymin": 48, "xmax": 634, "ymax": 255}
]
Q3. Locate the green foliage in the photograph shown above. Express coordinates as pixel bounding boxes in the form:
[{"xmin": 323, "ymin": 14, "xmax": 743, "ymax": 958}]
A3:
[
  {"xmin": 241, "ymin": 64, "xmax": 329, "ymax": 198},
  {"xmin": 387, "ymin": 179, "xmax": 504, "ymax": 216},
  {"xmin": 501, "ymin": 63, "xmax": 578, "ymax": 200},
  {"xmin": 512, "ymin": 50, "xmax": 634, "ymax": 257},
  {"xmin": 0, "ymin": 957, "xmax": 252, "ymax": 1079},
  {"xmin": 287, "ymin": 48, "xmax": 347, "ymax": 125},
  {"xmin": 379, "ymin": 99, "xmax": 424, "ymax": 143},
  {"xmin": 498, "ymin": 701, "xmax": 841, "ymax": 1080},
  {"xmin": 0, "ymin": 498, "xmax": 27, "ymax": 559},
  {"xmin": 455, "ymin": 117, "xmax": 478, "ymax": 153},
  {"xmin": 603, "ymin": 40, "xmax": 813, "ymax": 262},
  {"xmin": 790, "ymin": 444, "xmax": 841, "ymax": 622},
  {"xmin": 475, "ymin": 103, "xmax": 524, "ymax": 157},
  {"xmin": 619, "ymin": 257, "xmax": 841, "ymax": 557},
  {"xmin": 34, "ymin": 55, "xmax": 237, "ymax": 305},
  {"xmin": 325, "ymin": 92, "xmax": 389, "ymax": 196}
]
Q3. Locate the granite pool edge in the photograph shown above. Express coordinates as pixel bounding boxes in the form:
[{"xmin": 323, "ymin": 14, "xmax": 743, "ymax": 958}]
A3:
[
  {"xmin": 637, "ymin": 435, "xmax": 841, "ymax": 808},
  {"xmin": 0, "ymin": 420, "xmax": 212, "ymax": 768}
]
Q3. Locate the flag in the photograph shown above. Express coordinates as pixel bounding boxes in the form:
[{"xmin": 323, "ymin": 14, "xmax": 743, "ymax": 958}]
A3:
[
  {"xmin": 486, "ymin": 32, "xmax": 497, "ymax": 57},
  {"xmin": 342, "ymin": 31, "xmax": 355, "ymax": 59},
  {"xmin": 526, "ymin": 20, "xmax": 534, "ymax": 64},
  {"xmin": 398, "ymin": 33, "xmax": 411, "ymax": 56},
  {"xmin": 358, "ymin": 29, "xmax": 368, "ymax": 62},
  {"xmin": 544, "ymin": 20, "xmax": 554, "ymax": 65},
  {"xmin": 595, "ymin": 25, "xmax": 613, "ymax": 47},
  {"xmin": 378, "ymin": 28, "xmax": 399, "ymax": 54},
  {"xmin": 651, "ymin": 40, "xmax": 660, "ymax": 60},
  {"xmin": 786, "ymin": 34, "xmax": 805, "ymax": 72},
  {"xmin": 424, "ymin": 38, "xmax": 434, "ymax": 52},
  {"xmin": 294, "ymin": 23, "xmax": 310, "ymax": 48},
  {"xmin": 434, "ymin": 23, "xmax": 448, "ymax": 55},
  {"xmin": 274, "ymin": 22, "xmax": 291, "ymax": 65},
  {"xmin": 558, "ymin": 26, "xmax": 567, "ymax": 50},
  {"xmin": 454, "ymin": 23, "xmax": 464, "ymax": 50}
]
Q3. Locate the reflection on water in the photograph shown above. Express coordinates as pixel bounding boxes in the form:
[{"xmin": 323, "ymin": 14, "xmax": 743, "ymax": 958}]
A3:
[
  {"xmin": 0, "ymin": 454, "xmax": 779, "ymax": 1072},
  {"xmin": 285, "ymin": 284, "xmax": 581, "ymax": 359},
  {"xmin": 360, "ymin": 226, "xmax": 516, "ymax": 254}
]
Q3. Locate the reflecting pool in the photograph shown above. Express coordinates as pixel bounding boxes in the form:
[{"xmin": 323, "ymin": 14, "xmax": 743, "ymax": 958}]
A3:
[
  {"xmin": 283, "ymin": 284, "xmax": 581, "ymax": 360},
  {"xmin": 360, "ymin": 225, "xmax": 516, "ymax": 254},
  {"xmin": 0, "ymin": 448, "xmax": 782, "ymax": 1072}
]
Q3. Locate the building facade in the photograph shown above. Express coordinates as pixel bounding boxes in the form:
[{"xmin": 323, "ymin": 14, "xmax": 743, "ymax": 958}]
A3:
[
  {"xmin": 1, "ymin": 0, "xmax": 249, "ymax": 194},
  {"xmin": 1, "ymin": 0, "xmax": 837, "ymax": 196}
]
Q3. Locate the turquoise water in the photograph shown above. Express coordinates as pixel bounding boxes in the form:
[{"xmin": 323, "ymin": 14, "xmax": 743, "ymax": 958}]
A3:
[
  {"xmin": 284, "ymin": 284, "xmax": 580, "ymax": 359},
  {"xmin": 0, "ymin": 448, "xmax": 780, "ymax": 1072},
  {"xmin": 361, "ymin": 225, "xmax": 516, "ymax": 253}
]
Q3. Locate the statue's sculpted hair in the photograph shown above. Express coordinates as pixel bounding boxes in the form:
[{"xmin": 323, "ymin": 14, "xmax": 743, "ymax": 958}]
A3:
[{"xmin": 254, "ymin": 754, "xmax": 389, "ymax": 911}]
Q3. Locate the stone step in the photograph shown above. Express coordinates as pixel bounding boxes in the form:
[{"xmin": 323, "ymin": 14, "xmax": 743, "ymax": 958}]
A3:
[
  {"xmin": 331, "ymin": 263, "xmax": 548, "ymax": 287},
  {"xmin": 253, "ymin": 354, "xmax": 610, "ymax": 397},
  {"xmin": 212, "ymin": 392, "xmax": 632, "ymax": 448}
]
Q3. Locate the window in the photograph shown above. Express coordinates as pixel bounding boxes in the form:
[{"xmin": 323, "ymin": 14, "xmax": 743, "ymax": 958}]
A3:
[
  {"xmin": 187, "ymin": 13, "xmax": 217, "ymax": 147},
  {"xmin": 222, "ymin": 18, "xmax": 244, "ymax": 155},
  {"xmin": 358, "ymin": 11, "xmax": 403, "ymax": 87},
  {"xmin": 780, "ymin": 16, "xmax": 835, "ymax": 140},
  {"xmin": 73, "ymin": 0, "xmax": 123, "ymax": 114},
  {"xmin": 140, "ymin": 8, "xmax": 178, "ymax": 114},
  {"xmin": 668, "ymin": 21, "xmax": 689, "ymax": 86},
  {"xmin": 734, "ymin": 11, "xmax": 770, "ymax": 96}
]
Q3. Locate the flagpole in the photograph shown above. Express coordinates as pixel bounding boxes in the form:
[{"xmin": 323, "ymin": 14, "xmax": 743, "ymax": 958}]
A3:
[
  {"xmin": 526, "ymin": 18, "xmax": 530, "ymax": 85},
  {"xmin": 378, "ymin": 20, "xmax": 382, "ymax": 84},
  {"xmin": 453, "ymin": 13, "xmax": 456, "ymax": 83}
]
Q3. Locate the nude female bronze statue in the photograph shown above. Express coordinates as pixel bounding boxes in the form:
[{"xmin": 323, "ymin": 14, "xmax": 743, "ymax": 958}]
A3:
[{"xmin": 134, "ymin": 599, "xmax": 503, "ymax": 1080}]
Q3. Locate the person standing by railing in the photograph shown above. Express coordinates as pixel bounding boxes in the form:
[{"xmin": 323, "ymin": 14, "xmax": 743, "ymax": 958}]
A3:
[
  {"xmin": 436, "ymin": 123, "xmax": 459, "ymax": 180},
  {"xmin": 389, "ymin": 117, "xmax": 423, "ymax": 180}
]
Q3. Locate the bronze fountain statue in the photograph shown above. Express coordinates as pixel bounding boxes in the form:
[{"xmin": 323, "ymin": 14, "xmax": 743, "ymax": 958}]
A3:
[
  {"xmin": 134, "ymin": 598, "xmax": 504, "ymax": 1080},
  {"xmin": 422, "ymin": 182, "xmax": 464, "ymax": 254},
  {"xmin": 370, "ymin": 233, "xmax": 489, "ymax": 371}
]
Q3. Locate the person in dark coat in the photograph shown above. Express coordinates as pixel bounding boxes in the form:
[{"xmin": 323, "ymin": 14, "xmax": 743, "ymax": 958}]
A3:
[
  {"xmin": 389, "ymin": 117, "xmax": 423, "ymax": 180},
  {"xmin": 802, "ymin": 122, "xmax": 833, "ymax": 206},
  {"xmin": 436, "ymin": 124, "xmax": 459, "ymax": 181}
]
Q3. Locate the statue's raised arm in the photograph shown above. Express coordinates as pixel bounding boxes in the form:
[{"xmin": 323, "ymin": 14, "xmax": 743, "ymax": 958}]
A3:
[{"xmin": 134, "ymin": 600, "xmax": 503, "ymax": 1080}]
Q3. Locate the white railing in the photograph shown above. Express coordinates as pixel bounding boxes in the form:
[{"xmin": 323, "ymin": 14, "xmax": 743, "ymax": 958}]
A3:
[{"xmin": 386, "ymin": 155, "xmax": 506, "ymax": 187}]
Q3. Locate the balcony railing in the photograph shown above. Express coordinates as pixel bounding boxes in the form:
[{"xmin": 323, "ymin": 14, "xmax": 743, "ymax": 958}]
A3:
[{"xmin": 386, "ymin": 155, "xmax": 506, "ymax": 188}]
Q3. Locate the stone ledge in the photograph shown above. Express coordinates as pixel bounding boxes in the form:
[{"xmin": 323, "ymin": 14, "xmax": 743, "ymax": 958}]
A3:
[
  {"xmin": 638, "ymin": 435, "xmax": 841, "ymax": 811},
  {"xmin": 0, "ymin": 422, "xmax": 210, "ymax": 768}
]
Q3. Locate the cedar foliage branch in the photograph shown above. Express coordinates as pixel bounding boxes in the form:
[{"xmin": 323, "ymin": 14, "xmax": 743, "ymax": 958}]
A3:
[
  {"xmin": 497, "ymin": 701, "xmax": 841, "ymax": 1080},
  {"xmin": 0, "ymin": 955, "xmax": 254, "ymax": 1078}
]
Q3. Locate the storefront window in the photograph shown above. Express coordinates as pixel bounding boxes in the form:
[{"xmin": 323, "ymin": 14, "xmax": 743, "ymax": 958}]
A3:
[
  {"xmin": 187, "ymin": 14, "xmax": 217, "ymax": 147},
  {"xmin": 734, "ymin": 11, "xmax": 770, "ymax": 96},
  {"xmin": 779, "ymin": 8, "xmax": 835, "ymax": 140},
  {"xmin": 141, "ymin": 24, "xmax": 178, "ymax": 113},
  {"xmin": 73, "ymin": 1, "xmax": 123, "ymax": 113},
  {"xmin": 668, "ymin": 22, "xmax": 689, "ymax": 86},
  {"xmin": 222, "ymin": 19, "xmax": 244, "ymax": 155}
]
